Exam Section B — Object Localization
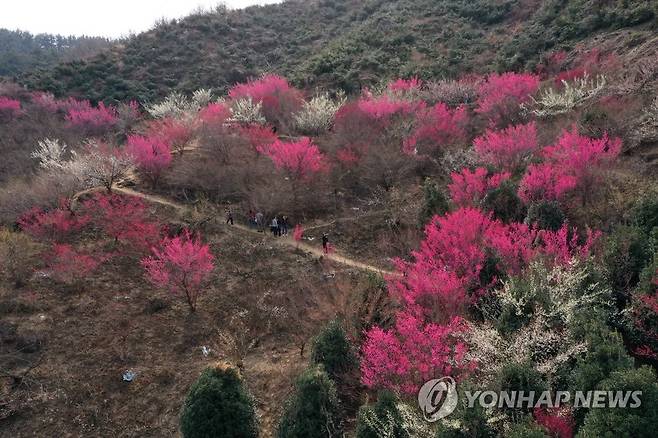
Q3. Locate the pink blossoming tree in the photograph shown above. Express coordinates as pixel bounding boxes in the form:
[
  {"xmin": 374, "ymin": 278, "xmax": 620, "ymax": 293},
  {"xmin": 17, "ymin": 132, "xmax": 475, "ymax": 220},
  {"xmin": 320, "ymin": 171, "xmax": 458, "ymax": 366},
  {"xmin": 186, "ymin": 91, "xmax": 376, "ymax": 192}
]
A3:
[
  {"xmin": 361, "ymin": 311, "xmax": 472, "ymax": 394},
  {"xmin": 448, "ymin": 167, "xmax": 511, "ymax": 207},
  {"xmin": 473, "ymin": 122, "xmax": 538, "ymax": 173},
  {"xmin": 127, "ymin": 135, "xmax": 173, "ymax": 187},
  {"xmin": 475, "ymin": 72, "xmax": 540, "ymax": 127},
  {"xmin": 403, "ymin": 103, "xmax": 468, "ymax": 155},
  {"xmin": 141, "ymin": 230, "xmax": 215, "ymax": 312}
]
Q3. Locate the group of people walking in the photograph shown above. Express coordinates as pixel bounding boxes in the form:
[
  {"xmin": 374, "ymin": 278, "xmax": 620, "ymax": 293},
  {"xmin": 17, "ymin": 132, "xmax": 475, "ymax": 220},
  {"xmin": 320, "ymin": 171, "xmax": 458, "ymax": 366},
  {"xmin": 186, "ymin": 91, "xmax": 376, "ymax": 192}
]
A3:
[
  {"xmin": 227, "ymin": 208, "xmax": 330, "ymax": 254},
  {"xmin": 240, "ymin": 210, "xmax": 289, "ymax": 236},
  {"xmin": 267, "ymin": 214, "xmax": 289, "ymax": 236}
]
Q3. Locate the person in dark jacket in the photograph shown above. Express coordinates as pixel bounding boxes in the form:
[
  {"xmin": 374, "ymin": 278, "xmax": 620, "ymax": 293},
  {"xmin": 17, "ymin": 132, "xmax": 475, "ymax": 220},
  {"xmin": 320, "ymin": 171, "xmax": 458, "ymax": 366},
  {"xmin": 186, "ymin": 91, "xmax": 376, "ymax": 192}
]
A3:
[{"xmin": 322, "ymin": 233, "xmax": 329, "ymax": 254}]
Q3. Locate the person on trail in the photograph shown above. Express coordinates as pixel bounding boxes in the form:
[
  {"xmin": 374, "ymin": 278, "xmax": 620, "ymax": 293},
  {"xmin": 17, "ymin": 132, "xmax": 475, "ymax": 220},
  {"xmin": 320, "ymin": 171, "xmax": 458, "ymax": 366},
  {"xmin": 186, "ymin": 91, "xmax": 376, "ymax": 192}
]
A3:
[
  {"xmin": 322, "ymin": 233, "xmax": 329, "ymax": 254},
  {"xmin": 248, "ymin": 209, "xmax": 256, "ymax": 228},
  {"xmin": 226, "ymin": 208, "xmax": 234, "ymax": 225},
  {"xmin": 255, "ymin": 211, "xmax": 264, "ymax": 232},
  {"xmin": 271, "ymin": 217, "xmax": 279, "ymax": 236},
  {"xmin": 281, "ymin": 215, "xmax": 289, "ymax": 235}
]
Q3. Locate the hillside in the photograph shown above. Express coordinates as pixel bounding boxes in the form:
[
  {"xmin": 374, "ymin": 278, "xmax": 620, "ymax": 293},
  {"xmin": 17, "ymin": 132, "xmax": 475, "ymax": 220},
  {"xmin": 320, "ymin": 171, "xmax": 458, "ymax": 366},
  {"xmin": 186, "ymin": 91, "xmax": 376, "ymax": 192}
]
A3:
[
  {"xmin": 2, "ymin": 0, "xmax": 658, "ymax": 437},
  {"xmin": 0, "ymin": 29, "xmax": 111, "ymax": 78},
  {"xmin": 18, "ymin": 0, "xmax": 657, "ymax": 103}
]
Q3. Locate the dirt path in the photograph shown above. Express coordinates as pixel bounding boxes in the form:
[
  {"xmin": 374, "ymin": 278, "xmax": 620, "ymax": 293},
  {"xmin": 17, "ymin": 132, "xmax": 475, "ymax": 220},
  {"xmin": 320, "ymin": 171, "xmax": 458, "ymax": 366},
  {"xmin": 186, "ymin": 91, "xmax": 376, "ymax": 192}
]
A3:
[{"xmin": 106, "ymin": 187, "xmax": 399, "ymax": 277}]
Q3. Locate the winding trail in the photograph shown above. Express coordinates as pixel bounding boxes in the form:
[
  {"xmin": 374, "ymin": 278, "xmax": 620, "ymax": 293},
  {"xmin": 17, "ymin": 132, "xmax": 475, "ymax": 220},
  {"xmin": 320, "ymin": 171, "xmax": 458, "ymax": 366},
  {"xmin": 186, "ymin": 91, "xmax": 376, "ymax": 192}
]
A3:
[{"xmin": 99, "ymin": 186, "xmax": 399, "ymax": 277}]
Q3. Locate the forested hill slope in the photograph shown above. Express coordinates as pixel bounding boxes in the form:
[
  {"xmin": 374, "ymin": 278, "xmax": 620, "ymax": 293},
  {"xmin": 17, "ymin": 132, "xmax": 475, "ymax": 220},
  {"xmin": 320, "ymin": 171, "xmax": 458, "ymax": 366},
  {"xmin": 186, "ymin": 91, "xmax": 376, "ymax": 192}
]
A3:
[
  {"xmin": 18, "ymin": 0, "xmax": 657, "ymax": 103},
  {"xmin": 0, "ymin": 29, "xmax": 110, "ymax": 77}
]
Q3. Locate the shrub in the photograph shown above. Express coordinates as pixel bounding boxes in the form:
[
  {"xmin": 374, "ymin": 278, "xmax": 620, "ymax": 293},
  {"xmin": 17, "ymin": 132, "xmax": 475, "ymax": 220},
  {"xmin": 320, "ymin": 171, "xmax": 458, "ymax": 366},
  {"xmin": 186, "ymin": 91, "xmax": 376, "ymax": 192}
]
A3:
[
  {"xmin": 525, "ymin": 201, "xmax": 565, "ymax": 231},
  {"xmin": 310, "ymin": 319, "xmax": 356, "ymax": 379},
  {"xmin": 603, "ymin": 226, "xmax": 653, "ymax": 303},
  {"xmin": 198, "ymin": 102, "xmax": 230, "ymax": 126},
  {"xmin": 180, "ymin": 363, "xmax": 258, "ymax": 438},
  {"xmin": 518, "ymin": 163, "xmax": 577, "ymax": 205},
  {"xmin": 31, "ymin": 138, "xmax": 74, "ymax": 172},
  {"xmin": 0, "ymin": 228, "xmax": 43, "ymax": 287},
  {"xmin": 495, "ymin": 361, "xmax": 547, "ymax": 419},
  {"xmin": 632, "ymin": 194, "xmax": 658, "ymax": 238},
  {"xmin": 531, "ymin": 74, "xmax": 606, "ymax": 118},
  {"xmin": 578, "ymin": 367, "xmax": 658, "ymax": 437},
  {"xmin": 355, "ymin": 391, "xmax": 409, "ymax": 438},
  {"xmin": 141, "ymin": 230, "xmax": 215, "ymax": 312},
  {"xmin": 277, "ymin": 366, "xmax": 341, "ymax": 438},
  {"xmin": 482, "ymin": 180, "xmax": 526, "ymax": 223},
  {"xmin": 419, "ymin": 178, "xmax": 449, "ymax": 227},
  {"xmin": 145, "ymin": 92, "xmax": 198, "ymax": 119},
  {"xmin": 392, "ymin": 208, "xmax": 536, "ymax": 309},
  {"xmin": 536, "ymin": 224, "xmax": 600, "ymax": 267},
  {"xmin": 506, "ymin": 420, "xmax": 549, "ymax": 438},
  {"xmin": 357, "ymin": 94, "xmax": 416, "ymax": 123},
  {"xmin": 568, "ymin": 322, "xmax": 633, "ymax": 414}
]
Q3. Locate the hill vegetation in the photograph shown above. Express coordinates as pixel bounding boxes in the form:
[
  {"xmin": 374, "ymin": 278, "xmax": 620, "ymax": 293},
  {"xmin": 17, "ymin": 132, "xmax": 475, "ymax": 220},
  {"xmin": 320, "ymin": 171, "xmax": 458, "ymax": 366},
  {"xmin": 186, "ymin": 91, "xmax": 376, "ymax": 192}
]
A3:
[
  {"xmin": 18, "ymin": 0, "xmax": 657, "ymax": 103},
  {"xmin": 0, "ymin": 29, "xmax": 110, "ymax": 78},
  {"xmin": 2, "ymin": 1, "xmax": 658, "ymax": 437}
]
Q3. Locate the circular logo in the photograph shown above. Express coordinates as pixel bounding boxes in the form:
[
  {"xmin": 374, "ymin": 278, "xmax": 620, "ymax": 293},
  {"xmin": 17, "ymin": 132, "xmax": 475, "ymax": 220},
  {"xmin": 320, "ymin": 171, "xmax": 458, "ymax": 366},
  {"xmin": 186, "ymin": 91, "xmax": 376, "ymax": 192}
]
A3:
[{"xmin": 418, "ymin": 376, "xmax": 458, "ymax": 422}]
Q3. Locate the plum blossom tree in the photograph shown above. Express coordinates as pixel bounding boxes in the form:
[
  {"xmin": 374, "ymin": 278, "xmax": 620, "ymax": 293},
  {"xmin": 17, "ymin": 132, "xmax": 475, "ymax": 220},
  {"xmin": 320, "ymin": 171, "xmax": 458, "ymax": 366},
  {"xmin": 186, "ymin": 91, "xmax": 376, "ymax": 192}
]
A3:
[
  {"xmin": 533, "ymin": 407, "xmax": 575, "ymax": 438},
  {"xmin": 141, "ymin": 230, "xmax": 214, "ymax": 312},
  {"xmin": 81, "ymin": 193, "xmax": 162, "ymax": 252},
  {"xmin": 517, "ymin": 163, "xmax": 578, "ymax": 204},
  {"xmin": 473, "ymin": 122, "xmax": 538, "ymax": 172},
  {"xmin": 229, "ymin": 74, "xmax": 303, "ymax": 128},
  {"xmin": 360, "ymin": 311, "xmax": 472, "ymax": 394},
  {"xmin": 30, "ymin": 92, "xmax": 59, "ymax": 113},
  {"xmin": 239, "ymin": 124, "xmax": 277, "ymax": 156},
  {"xmin": 259, "ymin": 137, "xmax": 328, "ymax": 181},
  {"xmin": 47, "ymin": 244, "xmax": 100, "ymax": 286},
  {"xmin": 387, "ymin": 77, "xmax": 423, "ymax": 94},
  {"xmin": 391, "ymin": 208, "xmax": 536, "ymax": 314},
  {"xmin": 146, "ymin": 117, "xmax": 193, "ymax": 155},
  {"xmin": 448, "ymin": 167, "xmax": 511, "ymax": 207},
  {"xmin": 0, "ymin": 96, "xmax": 22, "ymax": 120},
  {"xmin": 126, "ymin": 135, "xmax": 172, "ymax": 187},
  {"xmin": 535, "ymin": 223, "xmax": 600, "ymax": 267},
  {"xmin": 475, "ymin": 72, "xmax": 540, "ymax": 127},
  {"xmin": 357, "ymin": 94, "xmax": 418, "ymax": 124},
  {"xmin": 18, "ymin": 198, "xmax": 90, "ymax": 242},
  {"xmin": 518, "ymin": 128, "xmax": 621, "ymax": 205},
  {"xmin": 403, "ymin": 103, "xmax": 468, "ymax": 155},
  {"xmin": 74, "ymin": 141, "xmax": 134, "ymax": 192},
  {"xmin": 66, "ymin": 101, "xmax": 118, "ymax": 135},
  {"xmin": 197, "ymin": 102, "xmax": 231, "ymax": 126}
]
